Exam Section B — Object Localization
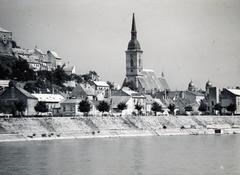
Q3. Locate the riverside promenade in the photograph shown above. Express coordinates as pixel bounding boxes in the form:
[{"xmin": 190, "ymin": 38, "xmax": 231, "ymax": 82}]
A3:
[{"xmin": 0, "ymin": 115, "xmax": 240, "ymax": 142}]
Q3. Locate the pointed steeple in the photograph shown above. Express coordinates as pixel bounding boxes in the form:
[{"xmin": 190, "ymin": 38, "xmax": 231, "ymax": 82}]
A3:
[
  {"xmin": 128, "ymin": 13, "xmax": 141, "ymax": 50},
  {"xmin": 131, "ymin": 13, "xmax": 137, "ymax": 40}
]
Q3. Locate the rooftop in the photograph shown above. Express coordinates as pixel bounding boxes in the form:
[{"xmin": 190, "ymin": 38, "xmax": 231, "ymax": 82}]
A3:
[
  {"xmin": 93, "ymin": 81, "xmax": 109, "ymax": 87},
  {"xmin": 31, "ymin": 94, "xmax": 64, "ymax": 103},
  {"xmin": 227, "ymin": 89, "xmax": 240, "ymax": 96}
]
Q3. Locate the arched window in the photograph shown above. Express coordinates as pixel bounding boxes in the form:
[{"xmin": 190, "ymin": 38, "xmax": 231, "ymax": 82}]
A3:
[{"xmin": 130, "ymin": 58, "xmax": 134, "ymax": 67}]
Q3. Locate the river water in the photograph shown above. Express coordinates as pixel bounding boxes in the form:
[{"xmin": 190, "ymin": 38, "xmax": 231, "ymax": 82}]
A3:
[{"xmin": 0, "ymin": 135, "xmax": 240, "ymax": 175}]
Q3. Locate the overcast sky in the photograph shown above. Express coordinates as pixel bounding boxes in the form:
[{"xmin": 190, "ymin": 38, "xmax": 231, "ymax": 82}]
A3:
[{"xmin": 0, "ymin": 0, "xmax": 239, "ymax": 90}]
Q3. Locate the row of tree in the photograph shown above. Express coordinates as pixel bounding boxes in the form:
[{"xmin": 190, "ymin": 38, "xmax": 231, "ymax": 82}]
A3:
[
  {"xmin": 78, "ymin": 100, "xmax": 165, "ymax": 116},
  {"xmin": 198, "ymin": 101, "xmax": 236, "ymax": 115}
]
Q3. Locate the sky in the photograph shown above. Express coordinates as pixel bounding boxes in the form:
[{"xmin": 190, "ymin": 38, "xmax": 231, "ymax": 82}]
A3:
[{"xmin": 0, "ymin": 0, "xmax": 239, "ymax": 90}]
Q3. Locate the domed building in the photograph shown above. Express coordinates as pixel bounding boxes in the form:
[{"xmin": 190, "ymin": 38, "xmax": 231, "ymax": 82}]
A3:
[
  {"xmin": 205, "ymin": 80, "xmax": 213, "ymax": 92},
  {"xmin": 188, "ymin": 80, "xmax": 196, "ymax": 92}
]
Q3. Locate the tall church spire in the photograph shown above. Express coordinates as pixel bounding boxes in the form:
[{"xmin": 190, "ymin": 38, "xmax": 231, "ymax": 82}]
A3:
[
  {"xmin": 131, "ymin": 13, "xmax": 137, "ymax": 40},
  {"xmin": 128, "ymin": 13, "xmax": 141, "ymax": 50}
]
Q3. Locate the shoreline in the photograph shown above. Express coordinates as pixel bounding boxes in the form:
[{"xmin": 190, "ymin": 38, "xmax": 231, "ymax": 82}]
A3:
[
  {"xmin": 1, "ymin": 128, "xmax": 240, "ymax": 143},
  {"xmin": 1, "ymin": 115, "xmax": 240, "ymax": 143}
]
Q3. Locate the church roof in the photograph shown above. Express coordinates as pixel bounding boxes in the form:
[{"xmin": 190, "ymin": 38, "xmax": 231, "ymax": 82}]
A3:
[
  {"xmin": 138, "ymin": 69, "xmax": 170, "ymax": 92},
  {"xmin": 158, "ymin": 77, "xmax": 170, "ymax": 90}
]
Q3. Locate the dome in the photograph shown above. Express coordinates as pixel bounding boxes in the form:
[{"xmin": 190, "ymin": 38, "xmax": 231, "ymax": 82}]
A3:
[
  {"xmin": 128, "ymin": 39, "xmax": 141, "ymax": 50},
  {"xmin": 206, "ymin": 80, "xmax": 212, "ymax": 87},
  {"xmin": 188, "ymin": 80, "xmax": 195, "ymax": 91},
  {"xmin": 188, "ymin": 80, "xmax": 194, "ymax": 87}
]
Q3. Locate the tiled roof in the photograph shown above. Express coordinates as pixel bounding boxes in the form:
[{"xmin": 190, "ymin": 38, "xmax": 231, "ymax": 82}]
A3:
[
  {"xmin": 138, "ymin": 69, "xmax": 170, "ymax": 92},
  {"xmin": 71, "ymin": 83, "xmax": 95, "ymax": 97},
  {"xmin": 111, "ymin": 90, "xmax": 131, "ymax": 109},
  {"xmin": 16, "ymin": 86, "xmax": 37, "ymax": 99}
]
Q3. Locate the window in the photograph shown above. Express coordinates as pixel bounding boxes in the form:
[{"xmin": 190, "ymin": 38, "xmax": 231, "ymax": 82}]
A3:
[{"xmin": 130, "ymin": 59, "xmax": 134, "ymax": 67}]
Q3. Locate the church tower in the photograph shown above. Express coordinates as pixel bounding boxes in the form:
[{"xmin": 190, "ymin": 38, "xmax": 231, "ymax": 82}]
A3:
[{"xmin": 125, "ymin": 13, "xmax": 143, "ymax": 89}]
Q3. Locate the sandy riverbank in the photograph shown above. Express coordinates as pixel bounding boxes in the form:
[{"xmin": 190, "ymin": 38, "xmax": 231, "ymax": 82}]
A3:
[{"xmin": 0, "ymin": 115, "xmax": 240, "ymax": 142}]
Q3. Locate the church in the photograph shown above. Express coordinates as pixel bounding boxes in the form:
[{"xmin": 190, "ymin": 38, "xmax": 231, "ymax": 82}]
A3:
[{"xmin": 123, "ymin": 14, "xmax": 170, "ymax": 93}]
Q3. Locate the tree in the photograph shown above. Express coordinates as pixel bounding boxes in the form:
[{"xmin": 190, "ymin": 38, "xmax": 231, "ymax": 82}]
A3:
[
  {"xmin": 151, "ymin": 102, "xmax": 163, "ymax": 116},
  {"xmin": 82, "ymin": 71, "xmax": 99, "ymax": 82},
  {"xmin": 198, "ymin": 100, "xmax": 208, "ymax": 114},
  {"xmin": 14, "ymin": 101, "xmax": 26, "ymax": 116},
  {"xmin": 24, "ymin": 82, "xmax": 38, "ymax": 93},
  {"xmin": 135, "ymin": 103, "xmax": 143, "ymax": 116},
  {"xmin": 35, "ymin": 102, "xmax": 48, "ymax": 113},
  {"xmin": 214, "ymin": 103, "xmax": 222, "ymax": 115},
  {"xmin": 168, "ymin": 103, "xmax": 175, "ymax": 115},
  {"xmin": 12, "ymin": 59, "xmax": 36, "ymax": 81},
  {"xmin": 185, "ymin": 105, "xmax": 193, "ymax": 112},
  {"xmin": 117, "ymin": 102, "xmax": 127, "ymax": 115},
  {"xmin": 78, "ymin": 100, "xmax": 91, "ymax": 116},
  {"xmin": 227, "ymin": 103, "xmax": 236, "ymax": 115},
  {"xmin": 107, "ymin": 81, "xmax": 114, "ymax": 90},
  {"xmin": 97, "ymin": 101, "xmax": 110, "ymax": 115},
  {"xmin": 53, "ymin": 65, "xmax": 68, "ymax": 86}
]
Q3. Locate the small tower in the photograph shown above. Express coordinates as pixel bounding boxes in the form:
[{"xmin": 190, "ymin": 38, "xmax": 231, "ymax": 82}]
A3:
[
  {"xmin": 125, "ymin": 13, "xmax": 143, "ymax": 89},
  {"xmin": 205, "ymin": 80, "xmax": 212, "ymax": 91}
]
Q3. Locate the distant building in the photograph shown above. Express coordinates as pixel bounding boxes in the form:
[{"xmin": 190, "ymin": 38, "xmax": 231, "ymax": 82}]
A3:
[
  {"xmin": 188, "ymin": 80, "xmax": 196, "ymax": 92},
  {"xmin": 70, "ymin": 83, "xmax": 95, "ymax": 100},
  {"xmin": 92, "ymin": 81, "xmax": 110, "ymax": 91},
  {"xmin": 0, "ymin": 82, "xmax": 38, "ymax": 115},
  {"xmin": 155, "ymin": 90, "xmax": 204, "ymax": 114},
  {"xmin": 123, "ymin": 14, "xmax": 170, "ymax": 93},
  {"xmin": 0, "ymin": 27, "xmax": 13, "ymax": 56},
  {"xmin": 110, "ymin": 89, "xmax": 132, "ymax": 115},
  {"xmin": 221, "ymin": 88, "xmax": 240, "ymax": 114},
  {"xmin": 208, "ymin": 87, "xmax": 220, "ymax": 113},
  {"xmin": 31, "ymin": 93, "xmax": 64, "ymax": 115},
  {"xmin": 46, "ymin": 50, "xmax": 62, "ymax": 69},
  {"xmin": 63, "ymin": 65, "xmax": 76, "ymax": 75},
  {"xmin": 60, "ymin": 98, "xmax": 81, "ymax": 116}
]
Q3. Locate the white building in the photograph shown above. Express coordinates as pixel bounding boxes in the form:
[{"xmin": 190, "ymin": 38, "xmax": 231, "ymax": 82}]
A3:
[{"xmin": 31, "ymin": 93, "xmax": 64, "ymax": 115}]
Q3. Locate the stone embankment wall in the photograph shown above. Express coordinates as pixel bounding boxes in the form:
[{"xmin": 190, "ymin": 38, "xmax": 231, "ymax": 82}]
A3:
[{"xmin": 0, "ymin": 116, "xmax": 240, "ymax": 142}]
